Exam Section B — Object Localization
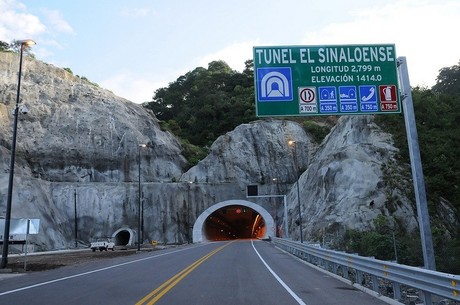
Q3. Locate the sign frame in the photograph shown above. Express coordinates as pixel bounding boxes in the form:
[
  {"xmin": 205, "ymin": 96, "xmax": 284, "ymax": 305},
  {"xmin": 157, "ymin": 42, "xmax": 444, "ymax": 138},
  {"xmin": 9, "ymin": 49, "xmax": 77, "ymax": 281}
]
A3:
[{"xmin": 253, "ymin": 44, "xmax": 401, "ymax": 117}]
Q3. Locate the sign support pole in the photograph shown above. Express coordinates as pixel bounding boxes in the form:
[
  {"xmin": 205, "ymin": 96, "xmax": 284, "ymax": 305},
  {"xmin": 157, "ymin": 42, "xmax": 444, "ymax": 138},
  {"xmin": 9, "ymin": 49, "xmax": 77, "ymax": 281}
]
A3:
[{"xmin": 398, "ymin": 57, "xmax": 436, "ymax": 275}]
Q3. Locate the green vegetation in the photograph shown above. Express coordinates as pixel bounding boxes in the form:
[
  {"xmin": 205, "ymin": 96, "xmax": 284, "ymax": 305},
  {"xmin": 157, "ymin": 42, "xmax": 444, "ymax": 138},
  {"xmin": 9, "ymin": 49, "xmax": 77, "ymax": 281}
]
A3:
[
  {"xmin": 0, "ymin": 41, "xmax": 11, "ymax": 52},
  {"xmin": 432, "ymin": 60, "xmax": 460, "ymax": 95},
  {"xmin": 77, "ymin": 75, "xmax": 99, "ymax": 87},
  {"xmin": 145, "ymin": 59, "xmax": 333, "ymax": 167},
  {"xmin": 366, "ymin": 61, "xmax": 460, "ymax": 273},
  {"xmin": 145, "ymin": 60, "xmax": 257, "ymax": 147},
  {"xmin": 146, "ymin": 58, "xmax": 459, "ymax": 213},
  {"xmin": 146, "ymin": 58, "xmax": 460, "ymax": 273},
  {"xmin": 337, "ymin": 216, "xmax": 415, "ymax": 264},
  {"xmin": 339, "ymin": 216, "xmax": 460, "ymax": 273},
  {"xmin": 301, "ymin": 120, "xmax": 332, "ymax": 143},
  {"xmin": 374, "ymin": 81, "xmax": 460, "ymax": 213}
]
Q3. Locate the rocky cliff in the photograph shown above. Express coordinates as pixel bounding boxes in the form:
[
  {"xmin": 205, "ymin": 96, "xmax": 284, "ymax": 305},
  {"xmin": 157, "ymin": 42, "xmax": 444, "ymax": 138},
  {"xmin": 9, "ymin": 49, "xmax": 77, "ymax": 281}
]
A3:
[{"xmin": 1, "ymin": 52, "xmax": 451, "ymax": 251}]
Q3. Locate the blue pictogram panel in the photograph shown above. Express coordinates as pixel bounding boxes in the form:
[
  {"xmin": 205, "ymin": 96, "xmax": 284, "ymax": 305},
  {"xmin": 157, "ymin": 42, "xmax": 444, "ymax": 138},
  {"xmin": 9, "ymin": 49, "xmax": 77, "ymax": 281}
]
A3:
[
  {"xmin": 318, "ymin": 86, "xmax": 337, "ymax": 113},
  {"xmin": 339, "ymin": 86, "xmax": 358, "ymax": 112},
  {"xmin": 257, "ymin": 67, "xmax": 293, "ymax": 102},
  {"xmin": 359, "ymin": 85, "xmax": 378, "ymax": 112}
]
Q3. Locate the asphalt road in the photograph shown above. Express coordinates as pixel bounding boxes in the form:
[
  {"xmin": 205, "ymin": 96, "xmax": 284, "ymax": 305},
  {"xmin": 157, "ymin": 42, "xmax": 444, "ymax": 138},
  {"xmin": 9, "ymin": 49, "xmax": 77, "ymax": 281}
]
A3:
[{"xmin": 0, "ymin": 240, "xmax": 390, "ymax": 305}]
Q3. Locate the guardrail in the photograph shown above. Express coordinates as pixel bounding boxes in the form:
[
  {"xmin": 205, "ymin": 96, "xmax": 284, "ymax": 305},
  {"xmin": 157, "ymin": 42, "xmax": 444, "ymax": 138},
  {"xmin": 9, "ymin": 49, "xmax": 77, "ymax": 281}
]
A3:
[{"xmin": 272, "ymin": 237, "xmax": 459, "ymax": 305}]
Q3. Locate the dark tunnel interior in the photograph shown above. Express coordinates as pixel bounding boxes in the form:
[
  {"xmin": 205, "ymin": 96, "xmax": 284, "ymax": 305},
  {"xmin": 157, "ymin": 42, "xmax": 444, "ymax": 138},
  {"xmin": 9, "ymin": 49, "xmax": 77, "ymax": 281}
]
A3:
[
  {"xmin": 114, "ymin": 230, "xmax": 130, "ymax": 246},
  {"xmin": 203, "ymin": 205, "xmax": 266, "ymax": 241}
]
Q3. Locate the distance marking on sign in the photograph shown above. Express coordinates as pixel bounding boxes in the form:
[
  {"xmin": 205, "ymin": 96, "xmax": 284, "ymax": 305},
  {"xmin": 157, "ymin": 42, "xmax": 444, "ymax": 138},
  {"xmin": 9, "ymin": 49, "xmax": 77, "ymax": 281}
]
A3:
[
  {"xmin": 379, "ymin": 85, "xmax": 398, "ymax": 111},
  {"xmin": 318, "ymin": 86, "xmax": 337, "ymax": 113},
  {"xmin": 339, "ymin": 86, "xmax": 358, "ymax": 112},
  {"xmin": 359, "ymin": 85, "xmax": 378, "ymax": 112},
  {"xmin": 298, "ymin": 86, "xmax": 318, "ymax": 113}
]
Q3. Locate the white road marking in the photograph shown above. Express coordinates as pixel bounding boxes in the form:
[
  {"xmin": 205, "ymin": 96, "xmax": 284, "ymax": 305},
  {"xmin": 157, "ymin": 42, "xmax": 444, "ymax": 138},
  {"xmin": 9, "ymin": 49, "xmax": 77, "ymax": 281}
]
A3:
[
  {"xmin": 0, "ymin": 244, "xmax": 208, "ymax": 296},
  {"xmin": 251, "ymin": 240, "xmax": 307, "ymax": 305}
]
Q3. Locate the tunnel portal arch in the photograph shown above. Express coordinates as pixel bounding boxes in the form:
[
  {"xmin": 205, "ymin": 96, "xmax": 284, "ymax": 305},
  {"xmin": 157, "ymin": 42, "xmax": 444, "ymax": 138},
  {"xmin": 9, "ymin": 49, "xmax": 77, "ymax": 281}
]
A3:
[
  {"xmin": 192, "ymin": 199, "xmax": 275, "ymax": 243},
  {"xmin": 112, "ymin": 227, "xmax": 135, "ymax": 246}
]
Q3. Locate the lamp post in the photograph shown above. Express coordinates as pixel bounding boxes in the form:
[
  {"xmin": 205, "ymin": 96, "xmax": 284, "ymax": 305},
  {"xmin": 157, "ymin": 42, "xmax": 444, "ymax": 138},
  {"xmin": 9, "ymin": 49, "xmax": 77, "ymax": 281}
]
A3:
[
  {"xmin": 288, "ymin": 140, "xmax": 303, "ymax": 243},
  {"xmin": 1, "ymin": 39, "xmax": 35, "ymax": 269},
  {"xmin": 137, "ymin": 144, "xmax": 146, "ymax": 251},
  {"xmin": 74, "ymin": 189, "xmax": 78, "ymax": 248},
  {"xmin": 187, "ymin": 181, "xmax": 193, "ymax": 243}
]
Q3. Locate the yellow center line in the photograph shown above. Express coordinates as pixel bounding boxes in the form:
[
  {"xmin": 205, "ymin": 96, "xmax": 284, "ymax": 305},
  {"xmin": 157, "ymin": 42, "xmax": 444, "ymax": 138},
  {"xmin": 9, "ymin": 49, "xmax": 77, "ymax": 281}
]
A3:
[{"xmin": 135, "ymin": 242, "xmax": 232, "ymax": 305}]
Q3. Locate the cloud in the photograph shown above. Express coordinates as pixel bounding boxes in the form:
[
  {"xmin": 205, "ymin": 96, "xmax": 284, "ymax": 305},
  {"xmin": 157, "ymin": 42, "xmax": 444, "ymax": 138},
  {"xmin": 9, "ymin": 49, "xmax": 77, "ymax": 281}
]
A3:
[
  {"xmin": 0, "ymin": 0, "xmax": 46, "ymax": 42},
  {"xmin": 299, "ymin": 0, "xmax": 460, "ymax": 87},
  {"xmin": 198, "ymin": 40, "xmax": 259, "ymax": 72},
  {"xmin": 40, "ymin": 8, "xmax": 74, "ymax": 34},
  {"xmin": 100, "ymin": 72, "xmax": 166, "ymax": 104}
]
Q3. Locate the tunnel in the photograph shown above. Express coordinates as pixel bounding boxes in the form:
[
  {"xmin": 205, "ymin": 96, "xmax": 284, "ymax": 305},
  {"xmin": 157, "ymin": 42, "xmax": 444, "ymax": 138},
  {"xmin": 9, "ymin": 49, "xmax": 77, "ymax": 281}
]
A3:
[
  {"xmin": 193, "ymin": 200, "xmax": 275, "ymax": 242},
  {"xmin": 112, "ymin": 228, "xmax": 136, "ymax": 246}
]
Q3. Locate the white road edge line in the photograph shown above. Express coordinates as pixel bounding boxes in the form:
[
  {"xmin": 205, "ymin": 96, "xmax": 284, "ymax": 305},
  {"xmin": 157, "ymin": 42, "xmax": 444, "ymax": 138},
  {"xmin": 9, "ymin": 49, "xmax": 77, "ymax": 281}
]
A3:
[
  {"xmin": 251, "ymin": 240, "xmax": 307, "ymax": 305},
  {"xmin": 0, "ymin": 244, "xmax": 209, "ymax": 297}
]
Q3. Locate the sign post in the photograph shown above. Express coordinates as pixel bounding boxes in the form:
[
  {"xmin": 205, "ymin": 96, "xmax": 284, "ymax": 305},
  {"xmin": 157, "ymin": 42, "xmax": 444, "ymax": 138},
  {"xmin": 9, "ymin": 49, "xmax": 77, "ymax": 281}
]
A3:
[
  {"xmin": 253, "ymin": 44, "xmax": 400, "ymax": 117},
  {"xmin": 398, "ymin": 57, "xmax": 436, "ymax": 276}
]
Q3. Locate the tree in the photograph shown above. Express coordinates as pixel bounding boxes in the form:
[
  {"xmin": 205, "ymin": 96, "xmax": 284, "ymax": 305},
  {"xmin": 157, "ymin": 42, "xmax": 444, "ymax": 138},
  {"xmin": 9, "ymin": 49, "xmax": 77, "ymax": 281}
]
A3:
[
  {"xmin": 0, "ymin": 40, "xmax": 11, "ymax": 52},
  {"xmin": 432, "ymin": 60, "xmax": 460, "ymax": 95},
  {"xmin": 144, "ymin": 60, "xmax": 256, "ymax": 147}
]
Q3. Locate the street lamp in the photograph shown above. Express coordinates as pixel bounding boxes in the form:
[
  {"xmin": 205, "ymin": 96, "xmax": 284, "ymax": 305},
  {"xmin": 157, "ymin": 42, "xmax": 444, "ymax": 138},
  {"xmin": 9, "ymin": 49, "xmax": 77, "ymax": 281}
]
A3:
[
  {"xmin": 137, "ymin": 144, "xmax": 147, "ymax": 251},
  {"xmin": 288, "ymin": 140, "xmax": 303, "ymax": 243},
  {"xmin": 186, "ymin": 181, "xmax": 193, "ymax": 243},
  {"xmin": 1, "ymin": 39, "xmax": 36, "ymax": 269}
]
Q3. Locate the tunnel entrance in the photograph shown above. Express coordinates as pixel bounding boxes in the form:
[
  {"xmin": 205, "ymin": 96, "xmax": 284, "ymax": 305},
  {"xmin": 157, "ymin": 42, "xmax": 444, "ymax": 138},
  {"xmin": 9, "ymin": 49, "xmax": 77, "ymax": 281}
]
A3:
[
  {"xmin": 204, "ymin": 205, "xmax": 266, "ymax": 240},
  {"xmin": 193, "ymin": 199, "xmax": 274, "ymax": 243},
  {"xmin": 112, "ymin": 228, "xmax": 135, "ymax": 246}
]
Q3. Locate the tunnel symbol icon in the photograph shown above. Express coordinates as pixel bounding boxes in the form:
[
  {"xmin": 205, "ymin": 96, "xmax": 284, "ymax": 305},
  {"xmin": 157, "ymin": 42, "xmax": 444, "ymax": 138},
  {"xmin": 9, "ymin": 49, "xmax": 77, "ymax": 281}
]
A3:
[{"xmin": 257, "ymin": 67, "xmax": 293, "ymax": 102}]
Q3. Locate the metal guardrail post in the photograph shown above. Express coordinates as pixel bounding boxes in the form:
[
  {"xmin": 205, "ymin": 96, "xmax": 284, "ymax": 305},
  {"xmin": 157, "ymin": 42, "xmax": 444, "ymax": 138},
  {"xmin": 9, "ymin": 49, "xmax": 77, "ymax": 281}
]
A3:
[
  {"xmin": 371, "ymin": 275, "xmax": 379, "ymax": 293},
  {"xmin": 393, "ymin": 282, "xmax": 401, "ymax": 301},
  {"xmin": 343, "ymin": 266, "xmax": 349, "ymax": 280}
]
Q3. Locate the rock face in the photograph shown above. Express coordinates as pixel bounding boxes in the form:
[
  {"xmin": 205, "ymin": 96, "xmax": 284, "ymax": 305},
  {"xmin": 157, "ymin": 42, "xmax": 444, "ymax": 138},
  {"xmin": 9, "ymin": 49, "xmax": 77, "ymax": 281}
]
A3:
[
  {"xmin": 0, "ymin": 53, "xmax": 185, "ymax": 184},
  {"xmin": 1, "ymin": 52, "xmax": 453, "ymax": 251},
  {"xmin": 180, "ymin": 119, "xmax": 317, "ymax": 188},
  {"xmin": 286, "ymin": 115, "xmax": 419, "ymax": 241},
  {"xmin": 0, "ymin": 52, "xmax": 187, "ymax": 249}
]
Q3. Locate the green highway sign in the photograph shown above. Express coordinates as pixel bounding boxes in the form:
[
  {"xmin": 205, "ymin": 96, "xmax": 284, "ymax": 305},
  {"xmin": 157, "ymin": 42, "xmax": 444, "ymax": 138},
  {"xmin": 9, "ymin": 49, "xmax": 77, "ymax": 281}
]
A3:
[{"xmin": 253, "ymin": 44, "xmax": 401, "ymax": 117}]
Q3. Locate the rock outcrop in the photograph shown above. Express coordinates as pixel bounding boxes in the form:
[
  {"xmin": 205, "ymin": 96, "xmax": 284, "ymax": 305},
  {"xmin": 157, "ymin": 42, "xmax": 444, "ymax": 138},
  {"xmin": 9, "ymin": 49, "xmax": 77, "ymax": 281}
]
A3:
[
  {"xmin": 287, "ymin": 115, "xmax": 419, "ymax": 241},
  {"xmin": 0, "ymin": 52, "xmax": 187, "ymax": 249},
  {"xmin": 1, "ymin": 52, "xmax": 455, "ymax": 251}
]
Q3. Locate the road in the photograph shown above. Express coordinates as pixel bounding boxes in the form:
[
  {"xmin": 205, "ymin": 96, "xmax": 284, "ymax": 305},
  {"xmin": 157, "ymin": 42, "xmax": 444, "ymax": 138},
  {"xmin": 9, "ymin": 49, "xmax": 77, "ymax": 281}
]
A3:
[{"xmin": 0, "ymin": 240, "xmax": 390, "ymax": 305}]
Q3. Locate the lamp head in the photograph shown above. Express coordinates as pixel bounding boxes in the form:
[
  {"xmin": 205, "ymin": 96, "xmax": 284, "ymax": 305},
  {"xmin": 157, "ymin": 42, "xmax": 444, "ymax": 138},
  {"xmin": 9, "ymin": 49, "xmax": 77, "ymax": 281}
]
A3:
[
  {"xmin": 19, "ymin": 105, "xmax": 29, "ymax": 114},
  {"xmin": 20, "ymin": 40, "xmax": 36, "ymax": 47},
  {"xmin": 11, "ymin": 105, "xmax": 29, "ymax": 115}
]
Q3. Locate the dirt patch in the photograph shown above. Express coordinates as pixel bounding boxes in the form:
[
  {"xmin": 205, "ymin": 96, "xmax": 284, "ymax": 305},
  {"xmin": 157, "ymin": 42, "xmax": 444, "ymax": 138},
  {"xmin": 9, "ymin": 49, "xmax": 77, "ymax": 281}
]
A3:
[{"xmin": 7, "ymin": 248, "xmax": 144, "ymax": 272}]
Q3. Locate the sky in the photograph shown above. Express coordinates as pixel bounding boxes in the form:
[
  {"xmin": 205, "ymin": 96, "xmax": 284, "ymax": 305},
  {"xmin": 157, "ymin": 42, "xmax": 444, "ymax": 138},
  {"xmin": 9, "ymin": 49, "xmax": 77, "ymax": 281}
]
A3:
[{"xmin": 1, "ymin": 0, "xmax": 459, "ymax": 104}]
